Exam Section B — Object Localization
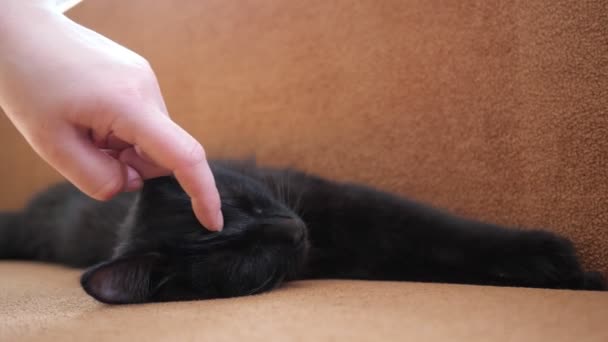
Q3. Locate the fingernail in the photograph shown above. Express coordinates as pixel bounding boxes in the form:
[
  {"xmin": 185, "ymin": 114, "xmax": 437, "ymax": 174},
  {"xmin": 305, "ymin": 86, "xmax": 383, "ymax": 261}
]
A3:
[
  {"xmin": 125, "ymin": 167, "xmax": 143, "ymax": 192},
  {"xmin": 215, "ymin": 210, "xmax": 224, "ymax": 231}
]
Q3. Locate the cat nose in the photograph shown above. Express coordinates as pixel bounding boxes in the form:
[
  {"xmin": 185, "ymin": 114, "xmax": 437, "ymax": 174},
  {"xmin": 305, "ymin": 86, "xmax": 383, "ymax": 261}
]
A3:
[{"xmin": 262, "ymin": 216, "xmax": 306, "ymax": 245}]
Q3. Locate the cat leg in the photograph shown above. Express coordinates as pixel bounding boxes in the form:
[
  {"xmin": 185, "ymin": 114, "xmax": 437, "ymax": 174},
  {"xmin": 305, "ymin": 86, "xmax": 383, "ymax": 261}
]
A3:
[
  {"xmin": 286, "ymin": 173, "xmax": 605, "ymax": 290},
  {"xmin": 419, "ymin": 222, "xmax": 605, "ymax": 290}
]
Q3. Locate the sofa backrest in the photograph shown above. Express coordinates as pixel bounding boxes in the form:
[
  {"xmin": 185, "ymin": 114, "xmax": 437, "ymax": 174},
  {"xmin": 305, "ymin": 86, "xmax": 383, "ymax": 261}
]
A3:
[{"xmin": 0, "ymin": 0, "xmax": 606, "ymax": 273}]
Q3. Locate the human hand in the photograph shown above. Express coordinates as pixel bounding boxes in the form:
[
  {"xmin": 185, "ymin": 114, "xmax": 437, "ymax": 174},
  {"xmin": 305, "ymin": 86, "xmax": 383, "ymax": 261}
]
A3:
[{"xmin": 0, "ymin": 1, "xmax": 223, "ymax": 230}]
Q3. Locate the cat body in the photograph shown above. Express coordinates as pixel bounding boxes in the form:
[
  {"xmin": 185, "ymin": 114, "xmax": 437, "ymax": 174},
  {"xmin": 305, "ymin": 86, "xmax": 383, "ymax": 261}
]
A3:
[{"xmin": 0, "ymin": 160, "xmax": 604, "ymax": 304}]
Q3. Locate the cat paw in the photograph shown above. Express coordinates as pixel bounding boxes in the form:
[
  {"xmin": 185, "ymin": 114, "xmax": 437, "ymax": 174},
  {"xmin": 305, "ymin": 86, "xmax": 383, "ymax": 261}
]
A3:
[
  {"xmin": 581, "ymin": 271, "xmax": 607, "ymax": 291},
  {"xmin": 487, "ymin": 230, "xmax": 604, "ymax": 291}
]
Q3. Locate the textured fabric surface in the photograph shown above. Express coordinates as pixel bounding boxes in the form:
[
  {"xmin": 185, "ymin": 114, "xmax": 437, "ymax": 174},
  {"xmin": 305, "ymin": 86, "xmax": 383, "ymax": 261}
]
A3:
[{"xmin": 1, "ymin": 262, "xmax": 607, "ymax": 342}]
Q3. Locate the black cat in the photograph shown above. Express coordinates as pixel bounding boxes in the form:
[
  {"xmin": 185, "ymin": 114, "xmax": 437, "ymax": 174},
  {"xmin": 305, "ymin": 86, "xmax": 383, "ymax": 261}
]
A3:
[{"xmin": 0, "ymin": 160, "xmax": 604, "ymax": 304}]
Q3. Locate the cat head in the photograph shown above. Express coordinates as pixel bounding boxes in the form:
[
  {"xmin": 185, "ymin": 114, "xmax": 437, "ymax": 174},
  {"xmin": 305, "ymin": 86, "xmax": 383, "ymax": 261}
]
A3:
[{"xmin": 81, "ymin": 166, "xmax": 309, "ymax": 304}]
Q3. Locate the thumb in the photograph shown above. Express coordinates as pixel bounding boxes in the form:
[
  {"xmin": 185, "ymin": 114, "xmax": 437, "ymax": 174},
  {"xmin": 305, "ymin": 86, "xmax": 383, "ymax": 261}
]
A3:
[{"xmin": 36, "ymin": 125, "xmax": 143, "ymax": 200}]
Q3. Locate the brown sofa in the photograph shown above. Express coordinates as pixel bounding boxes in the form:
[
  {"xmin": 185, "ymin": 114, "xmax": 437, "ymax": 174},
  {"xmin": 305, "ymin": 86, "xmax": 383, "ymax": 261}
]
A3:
[{"xmin": 1, "ymin": 1, "xmax": 607, "ymax": 340}]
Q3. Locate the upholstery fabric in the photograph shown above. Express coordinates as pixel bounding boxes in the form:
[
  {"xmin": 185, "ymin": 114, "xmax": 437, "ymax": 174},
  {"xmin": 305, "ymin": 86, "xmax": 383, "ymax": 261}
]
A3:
[{"xmin": 1, "ymin": 262, "xmax": 607, "ymax": 342}]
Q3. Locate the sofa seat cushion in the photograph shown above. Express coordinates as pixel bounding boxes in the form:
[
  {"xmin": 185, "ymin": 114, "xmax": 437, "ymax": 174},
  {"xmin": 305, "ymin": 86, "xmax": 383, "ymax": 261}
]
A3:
[{"xmin": 1, "ymin": 262, "xmax": 606, "ymax": 341}]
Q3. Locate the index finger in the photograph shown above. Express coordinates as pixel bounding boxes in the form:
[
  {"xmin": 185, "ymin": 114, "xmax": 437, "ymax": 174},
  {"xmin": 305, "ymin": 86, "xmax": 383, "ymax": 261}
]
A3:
[{"xmin": 114, "ymin": 110, "xmax": 223, "ymax": 231}]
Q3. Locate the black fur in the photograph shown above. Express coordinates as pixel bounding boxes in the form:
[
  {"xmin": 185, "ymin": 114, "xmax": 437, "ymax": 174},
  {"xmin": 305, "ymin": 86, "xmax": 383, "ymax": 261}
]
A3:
[{"xmin": 0, "ymin": 160, "xmax": 604, "ymax": 304}]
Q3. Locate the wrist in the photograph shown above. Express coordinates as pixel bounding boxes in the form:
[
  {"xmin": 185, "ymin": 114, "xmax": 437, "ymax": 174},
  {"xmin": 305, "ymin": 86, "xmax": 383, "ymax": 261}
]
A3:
[
  {"xmin": 0, "ymin": 1, "xmax": 61, "ymax": 37},
  {"xmin": 1, "ymin": 0, "xmax": 55, "ymax": 12},
  {"xmin": 0, "ymin": 1, "xmax": 66, "ymax": 109}
]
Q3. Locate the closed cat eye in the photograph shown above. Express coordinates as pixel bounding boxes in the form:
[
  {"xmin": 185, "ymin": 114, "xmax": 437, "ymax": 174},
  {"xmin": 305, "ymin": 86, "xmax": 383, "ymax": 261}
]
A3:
[
  {"xmin": 220, "ymin": 197, "xmax": 245, "ymax": 209},
  {"xmin": 221, "ymin": 197, "xmax": 267, "ymax": 216}
]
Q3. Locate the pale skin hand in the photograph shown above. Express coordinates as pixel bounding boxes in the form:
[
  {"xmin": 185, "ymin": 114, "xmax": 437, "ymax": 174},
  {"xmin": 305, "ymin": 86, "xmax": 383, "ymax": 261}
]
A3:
[{"xmin": 0, "ymin": 0, "xmax": 223, "ymax": 230}]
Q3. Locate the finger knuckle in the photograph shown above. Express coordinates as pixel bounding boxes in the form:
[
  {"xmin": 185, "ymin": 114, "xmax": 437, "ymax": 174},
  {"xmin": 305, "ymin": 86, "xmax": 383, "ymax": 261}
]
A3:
[
  {"xmin": 182, "ymin": 140, "xmax": 207, "ymax": 168},
  {"xmin": 132, "ymin": 60, "xmax": 156, "ymax": 85},
  {"xmin": 113, "ymin": 66, "xmax": 154, "ymax": 97},
  {"xmin": 132, "ymin": 55, "xmax": 152, "ymax": 71}
]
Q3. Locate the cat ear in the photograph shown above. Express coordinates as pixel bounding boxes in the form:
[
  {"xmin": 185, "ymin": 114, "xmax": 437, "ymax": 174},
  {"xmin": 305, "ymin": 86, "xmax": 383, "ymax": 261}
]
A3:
[{"xmin": 80, "ymin": 253, "xmax": 170, "ymax": 304}]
